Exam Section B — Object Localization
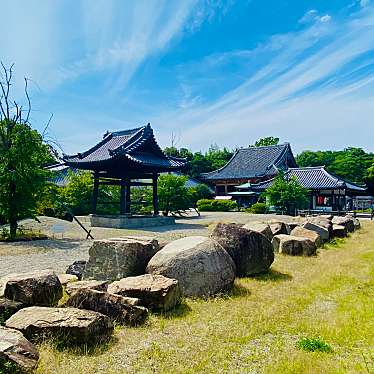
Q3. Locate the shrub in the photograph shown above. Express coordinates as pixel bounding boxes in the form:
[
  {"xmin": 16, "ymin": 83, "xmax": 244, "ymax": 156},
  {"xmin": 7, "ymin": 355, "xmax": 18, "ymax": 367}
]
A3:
[
  {"xmin": 296, "ymin": 337, "xmax": 333, "ymax": 353},
  {"xmin": 246, "ymin": 202, "xmax": 267, "ymax": 214},
  {"xmin": 197, "ymin": 199, "xmax": 237, "ymax": 212}
]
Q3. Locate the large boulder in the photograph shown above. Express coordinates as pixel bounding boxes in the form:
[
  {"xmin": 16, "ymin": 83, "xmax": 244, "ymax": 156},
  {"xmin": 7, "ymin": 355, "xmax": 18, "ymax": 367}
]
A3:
[
  {"xmin": 108, "ymin": 275, "xmax": 181, "ymax": 311},
  {"xmin": 332, "ymin": 225, "xmax": 348, "ymax": 238},
  {"xmin": 211, "ymin": 223, "xmax": 274, "ymax": 276},
  {"xmin": 332, "ymin": 216, "xmax": 355, "ymax": 233},
  {"xmin": 0, "ymin": 298, "xmax": 25, "ymax": 322},
  {"xmin": 66, "ymin": 260, "xmax": 87, "ymax": 281},
  {"xmin": 58, "ymin": 274, "xmax": 78, "ymax": 286},
  {"xmin": 269, "ymin": 221, "xmax": 290, "ymax": 236},
  {"xmin": 290, "ymin": 226, "xmax": 322, "ymax": 247},
  {"xmin": 0, "ymin": 326, "xmax": 39, "ymax": 372},
  {"xmin": 6, "ymin": 307, "xmax": 113, "ymax": 345},
  {"xmin": 64, "ymin": 288, "xmax": 147, "ymax": 326},
  {"xmin": 83, "ymin": 237, "xmax": 160, "ymax": 281},
  {"xmin": 306, "ymin": 217, "xmax": 333, "ymax": 236},
  {"xmin": 272, "ymin": 234, "xmax": 316, "ymax": 256},
  {"xmin": 2, "ymin": 271, "xmax": 63, "ymax": 307},
  {"xmin": 146, "ymin": 236, "xmax": 236, "ymax": 297},
  {"xmin": 65, "ymin": 280, "xmax": 108, "ymax": 295},
  {"xmin": 242, "ymin": 222, "xmax": 273, "ymax": 241},
  {"xmin": 302, "ymin": 222, "xmax": 330, "ymax": 242},
  {"xmin": 352, "ymin": 217, "xmax": 361, "ymax": 230}
]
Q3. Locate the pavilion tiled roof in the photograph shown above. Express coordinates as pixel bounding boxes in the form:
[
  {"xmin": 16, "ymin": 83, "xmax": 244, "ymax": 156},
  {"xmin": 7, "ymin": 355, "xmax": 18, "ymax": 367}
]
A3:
[
  {"xmin": 63, "ymin": 123, "xmax": 186, "ymax": 171},
  {"xmin": 250, "ymin": 167, "xmax": 367, "ymax": 192},
  {"xmin": 201, "ymin": 143, "xmax": 297, "ymax": 181}
]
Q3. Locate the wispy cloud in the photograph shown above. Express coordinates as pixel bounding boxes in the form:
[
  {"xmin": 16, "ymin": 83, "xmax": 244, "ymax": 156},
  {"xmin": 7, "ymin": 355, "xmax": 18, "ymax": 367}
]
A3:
[{"xmin": 157, "ymin": 5, "xmax": 374, "ymax": 152}]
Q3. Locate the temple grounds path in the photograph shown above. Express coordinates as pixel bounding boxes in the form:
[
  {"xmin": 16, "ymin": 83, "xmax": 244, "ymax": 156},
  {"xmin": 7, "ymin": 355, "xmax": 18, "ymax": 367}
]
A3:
[{"xmin": 4, "ymin": 218, "xmax": 371, "ymax": 374}]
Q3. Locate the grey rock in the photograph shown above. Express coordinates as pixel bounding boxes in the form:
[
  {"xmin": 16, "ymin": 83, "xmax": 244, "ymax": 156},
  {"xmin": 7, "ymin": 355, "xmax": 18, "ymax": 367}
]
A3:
[
  {"xmin": 6, "ymin": 307, "xmax": 113, "ymax": 346},
  {"xmin": 146, "ymin": 236, "xmax": 236, "ymax": 297},
  {"xmin": 108, "ymin": 274, "xmax": 181, "ymax": 311},
  {"xmin": 272, "ymin": 234, "xmax": 316, "ymax": 256},
  {"xmin": 2, "ymin": 271, "xmax": 63, "ymax": 307},
  {"xmin": 64, "ymin": 288, "xmax": 147, "ymax": 326},
  {"xmin": 58, "ymin": 274, "xmax": 78, "ymax": 286},
  {"xmin": 66, "ymin": 260, "xmax": 87, "ymax": 280},
  {"xmin": 302, "ymin": 222, "xmax": 330, "ymax": 242},
  {"xmin": 269, "ymin": 221, "xmax": 290, "ymax": 236},
  {"xmin": 83, "ymin": 237, "xmax": 159, "ymax": 281},
  {"xmin": 291, "ymin": 226, "xmax": 322, "ymax": 247},
  {"xmin": 0, "ymin": 326, "xmax": 39, "ymax": 372},
  {"xmin": 332, "ymin": 216, "xmax": 355, "ymax": 233},
  {"xmin": 211, "ymin": 223, "xmax": 274, "ymax": 276},
  {"xmin": 66, "ymin": 280, "xmax": 108, "ymax": 295},
  {"xmin": 242, "ymin": 222, "xmax": 273, "ymax": 241},
  {"xmin": 332, "ymin": 224, "xmax": 348, "ymax": 238}
]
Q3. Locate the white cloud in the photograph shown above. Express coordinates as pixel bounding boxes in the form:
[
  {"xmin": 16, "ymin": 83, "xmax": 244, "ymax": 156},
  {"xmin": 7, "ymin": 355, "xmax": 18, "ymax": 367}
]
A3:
[{"xmin": 360, "ymin": 0, "xmax": 370, "ymax": 7}]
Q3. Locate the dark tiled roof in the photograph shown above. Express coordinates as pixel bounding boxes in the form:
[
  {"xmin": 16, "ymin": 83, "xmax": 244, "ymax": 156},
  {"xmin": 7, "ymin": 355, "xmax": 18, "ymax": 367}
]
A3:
[
  {"xmin": 250, "ymin": 167, "xmax": 367, "ymax": 192},
  {"xmin": 201, "ymin": 143, "xmax": 296, "ymax": 180},
  {"xmin": 63, "ymin": 124, "xmax": 186, "ymax": 171}
]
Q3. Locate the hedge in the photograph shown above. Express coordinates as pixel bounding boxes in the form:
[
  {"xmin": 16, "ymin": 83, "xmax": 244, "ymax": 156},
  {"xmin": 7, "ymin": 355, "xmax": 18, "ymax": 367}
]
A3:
[
  {"xmin": 197, "ymin": 199, "xmax": 238, "ymax": 212},
  {"xmin": 245, "ymin": 202, "xmax": 267, "ymax": 214}
]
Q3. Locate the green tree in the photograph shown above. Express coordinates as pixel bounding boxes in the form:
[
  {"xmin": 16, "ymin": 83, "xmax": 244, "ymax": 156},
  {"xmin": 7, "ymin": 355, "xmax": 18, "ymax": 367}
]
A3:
[
  {"xmin": 253, "ymin": 136, "xmax": 280, "ymax": 147},
  {"xmin": 158, "ymin": 174, "xmax": 190, "ymax": 215},
  {"xmin": 0, "ymin": 65, "xmax": 52, "ymax": 239},
  {"xmin": 264, "ymin": 172, "xmax": 309, "ymax": 215},
  {"xmin": 188, "ymin": 184, "xmax": 213, "ymax": 207}
]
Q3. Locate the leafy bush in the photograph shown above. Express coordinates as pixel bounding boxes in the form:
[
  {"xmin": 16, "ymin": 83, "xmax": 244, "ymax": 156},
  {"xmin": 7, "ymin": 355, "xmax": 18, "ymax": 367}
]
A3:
[
  {"xmin": 197, "ymin": 199, "xmax": 237, "ymax": 212},
  {"xmin": 246, "ymin": 202, "xmax": 267, "ymax": 214},
  {"xmin": 188, "ymin": 184, "xmax": 213, "ymax": 207},
  {"xmin": 296, "ymin": 337, "xmax": 333, "ymax": 353}
]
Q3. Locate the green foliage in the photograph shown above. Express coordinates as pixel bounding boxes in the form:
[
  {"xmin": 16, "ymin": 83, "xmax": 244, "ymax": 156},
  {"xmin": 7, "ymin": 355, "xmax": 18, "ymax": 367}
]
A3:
[
  {"xmin": 0, "ymin": 120, "xmax": 52, "ymax": 239},
  {"xmin": 264, "ymin": 171, "xmax": 309, "ymax": 215},
  {"xmin": 246, "ymin": 202, "xmax": 267, "ymax": 214},
  {"xmin": 0, "ymin": 359, "xmax": 21, "ymax": 374},
  {"xmin": 188, "ymin": 184, "xmax": 213, "ymax": 207},
  {"xmin": 253, "ymin": 136, "xmax": 280, "ymax": 147},
  {"xmin": 197, "ymin": 199, "xmax": 237, "ymax": 212},
  {"xmin": 296, "ymin": 337, "xmax": 333, "ymax": 353},
  {"xmin": 158, "ymin": 174, "xmax": 190, "ymax": 215}
]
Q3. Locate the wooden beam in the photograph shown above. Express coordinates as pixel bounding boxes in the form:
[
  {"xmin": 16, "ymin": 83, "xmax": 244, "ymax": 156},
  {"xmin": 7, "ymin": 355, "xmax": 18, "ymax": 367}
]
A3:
[
  {"xmin": 92, "ymin": 173, "xmax": 99, "ymax": 214},
  {"xmin": 153, "ymin": 173, "xmax": 159, "ymax": 216}
]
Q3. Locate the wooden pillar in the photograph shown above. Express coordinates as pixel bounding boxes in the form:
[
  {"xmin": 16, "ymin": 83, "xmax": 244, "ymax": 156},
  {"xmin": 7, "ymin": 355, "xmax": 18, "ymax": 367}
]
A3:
[
  {"xmin": 153, "ymin": 173, "xmax": 159, "ymax": 216},
  {"xmin": 126, "ymin": 179, "xmax": 131, "ymax": 215},
  {"xmin": 120, "ymin": 178, "xmax": 126, "ymax": 215},
  {"xmin": 92, "ymin": 173, "xmax": 99, "ymax": 214}
]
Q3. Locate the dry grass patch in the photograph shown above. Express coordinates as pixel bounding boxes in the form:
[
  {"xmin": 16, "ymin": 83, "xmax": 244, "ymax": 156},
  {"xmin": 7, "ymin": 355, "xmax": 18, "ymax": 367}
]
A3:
[{"xmin": 35, "ymin": 221, "xmax": 374, "ymax": 374}]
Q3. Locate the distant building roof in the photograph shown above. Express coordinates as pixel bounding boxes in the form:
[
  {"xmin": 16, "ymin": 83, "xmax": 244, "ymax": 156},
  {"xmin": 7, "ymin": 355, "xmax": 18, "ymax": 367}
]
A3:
[
  {"xmin": 200, "ymin": 143, "xmax": 297, "ymax": 181},
  {"xmin": 250, "ymin": 167, "xmax": 367, "ymax": 193},
  {"xmin": 63, "ymin": 123, "xmax": 186, "ymax": 174}
]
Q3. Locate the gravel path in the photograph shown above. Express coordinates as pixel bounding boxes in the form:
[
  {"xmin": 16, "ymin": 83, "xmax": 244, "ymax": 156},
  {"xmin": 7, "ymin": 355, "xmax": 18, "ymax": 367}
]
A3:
[{"xmin": 0, "ymin": 212, "xmax": 293, "ymax": 279}]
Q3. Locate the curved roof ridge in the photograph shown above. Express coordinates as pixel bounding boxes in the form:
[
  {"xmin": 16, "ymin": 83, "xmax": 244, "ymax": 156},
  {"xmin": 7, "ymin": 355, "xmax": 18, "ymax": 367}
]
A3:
[{"xmin": 200, "ymin": 148, "xmax": 241, "ymax": 177}]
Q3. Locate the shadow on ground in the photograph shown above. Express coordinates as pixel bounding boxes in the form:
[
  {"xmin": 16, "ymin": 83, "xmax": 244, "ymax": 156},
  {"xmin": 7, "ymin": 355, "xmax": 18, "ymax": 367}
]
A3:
[{"xmin": 252, "ymin": 269, "xmax": 292, "ymax": 282}]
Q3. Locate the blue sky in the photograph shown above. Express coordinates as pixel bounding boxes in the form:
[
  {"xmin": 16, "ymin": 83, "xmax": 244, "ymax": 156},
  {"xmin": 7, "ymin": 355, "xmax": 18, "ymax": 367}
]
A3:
[{"xmin": 1, "ymin": 0, "xmax": 374, "ymax": 155}]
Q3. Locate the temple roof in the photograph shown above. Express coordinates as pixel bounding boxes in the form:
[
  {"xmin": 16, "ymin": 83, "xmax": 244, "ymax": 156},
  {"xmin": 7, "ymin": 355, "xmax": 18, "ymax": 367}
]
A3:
[
  {"xmin": 201, "ymin": 143, "xmax": 297, "ymax": 181},
  {"xmin": 63, "ymin": 124, "xmax": 186, "ymax": 173},
  {"xmin": 250, "ymin": 167, "xmax": 367, "ymax": 192}
]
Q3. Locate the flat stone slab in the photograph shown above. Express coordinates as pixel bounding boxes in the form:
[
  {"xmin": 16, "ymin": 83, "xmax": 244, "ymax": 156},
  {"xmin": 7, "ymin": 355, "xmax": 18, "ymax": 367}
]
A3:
[
  {"xmin": 6, "ymin": 307, "xmax": 113, "ymax": 345},
  {"xmin": 65, "ymin": 288, "xmax": 148, "ymax": 326},
  {"xmin": 108, "ymin": 274, "xmax": 181, "ymax": 311},
  {"xmin": 66, "ymin": 280, "xmax": 108, "ymax": 295},
  {"xmin": 272, "ymin": 234, "xmax": 316, "ymax": 256},
  {"xmin": 0, "ymin": 326, "xmax": 39, "ymax": 372},
  {"xmin": 90, "ymin": 215, "xmax": 175, "ymax": 229}
]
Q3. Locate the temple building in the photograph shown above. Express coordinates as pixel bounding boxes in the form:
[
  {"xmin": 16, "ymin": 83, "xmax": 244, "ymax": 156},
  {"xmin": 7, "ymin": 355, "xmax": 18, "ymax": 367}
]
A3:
[
  {"xmin": 62, "ymin": 123, "xmax": 187, "ymax": 227},
  {"xmin": 200, "ymin": 143, "xmax": 297, "ymax": 195},
  {"xmin": 245, "ymin": 166, "xmax": 367, "ymax": 212}
]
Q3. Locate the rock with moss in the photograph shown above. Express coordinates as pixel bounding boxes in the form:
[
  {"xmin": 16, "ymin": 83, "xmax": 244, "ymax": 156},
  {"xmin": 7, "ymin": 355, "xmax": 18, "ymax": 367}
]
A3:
[
  {"xmin": 269, "ymin": 221, "xmax": 290, "ymax": 236},
  {"xmin": 5, "ymin": 307, "xmax": 113, "ymax": 346},
  {"xmin": 108, "ymin": 274, "xmax": 181, "ymax": 311},
  {"xmin": 0, "ymin": 326, "xmax": 39, "ymax": 373},
  {"xmin": 66, "ymin": 260, "xmax": 87, "ymax": 280},
  {"xmin": 2, "ymin": 271, "xmax": 63, "ymax": 307},
  {"xmin": 211, "ymin": 223, "xmax": 274, "ymax": 276},
  {"xmin": 146, "ymin": 236, "xmax": 236, "ymax": 297}
]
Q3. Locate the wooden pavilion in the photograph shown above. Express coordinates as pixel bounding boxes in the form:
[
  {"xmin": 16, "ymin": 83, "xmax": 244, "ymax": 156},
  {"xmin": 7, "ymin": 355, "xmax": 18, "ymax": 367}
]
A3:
[{"xmin": 63, "ymin": 124, "xmax": 187, "ymax": 223}]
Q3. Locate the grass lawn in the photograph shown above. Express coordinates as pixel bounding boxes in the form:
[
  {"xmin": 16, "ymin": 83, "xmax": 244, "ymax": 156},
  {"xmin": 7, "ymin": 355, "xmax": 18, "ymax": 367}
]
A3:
[{"xmin": 36, "ymin": 221, "xmax": 374, "ymax": 374}]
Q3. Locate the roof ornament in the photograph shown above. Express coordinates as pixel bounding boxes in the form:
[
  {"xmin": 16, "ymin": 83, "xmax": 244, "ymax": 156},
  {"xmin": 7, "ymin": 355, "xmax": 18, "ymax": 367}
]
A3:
[
  {"xmin": 77, "ymin": 152, "xmax": 83, "ymax": 159},
  {"xmin": 103, "ymin": 131, "xmax": 110, "ymax": 139}
]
